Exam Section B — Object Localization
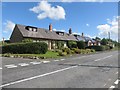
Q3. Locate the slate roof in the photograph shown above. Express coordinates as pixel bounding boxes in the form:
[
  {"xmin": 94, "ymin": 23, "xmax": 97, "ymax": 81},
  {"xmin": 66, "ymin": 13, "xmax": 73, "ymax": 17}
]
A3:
[{"xmin": 16, "ymin": 24, "xmax": 77, "ymax": 41}]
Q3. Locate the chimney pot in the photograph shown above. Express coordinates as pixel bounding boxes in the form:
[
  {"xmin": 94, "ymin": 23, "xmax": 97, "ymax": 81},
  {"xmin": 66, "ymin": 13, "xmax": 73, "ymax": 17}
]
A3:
[
  {"xmin": 82, "ymin": 33, "xmax": 84, "ymax": 37},
  {"xmin": 49, "ymin": 24, "xmax": 52, "ymax": 32},
  {"xmin": 69, "ymin": 28, "xmax": 72, "ymax": 34}
]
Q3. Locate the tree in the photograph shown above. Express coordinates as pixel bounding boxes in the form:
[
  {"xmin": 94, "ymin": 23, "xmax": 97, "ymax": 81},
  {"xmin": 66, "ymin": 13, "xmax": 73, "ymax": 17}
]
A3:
[
  {"xmin": 101, "ymin": 38, "xmax": 108, "ymax": 45},
  {"xmin": 95, "ymin": 37, "xmax": 101, "ymax": 41},
  {"xmin": 67, "ymin": 41, "xmax": 77, "ymax": 49},
  {"xmin": 77, "ymin": 41, "xmax": 85, "ymax": 49}
]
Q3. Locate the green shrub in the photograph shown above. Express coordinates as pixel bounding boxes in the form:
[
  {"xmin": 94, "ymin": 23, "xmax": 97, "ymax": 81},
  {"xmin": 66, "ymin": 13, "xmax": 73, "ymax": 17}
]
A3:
[
  {"xmin": 77, "ymin": 41, "xmax": 85, "ymax": 49},
  {"xmin": 62, "ymin": 48, "xmax": 71, "ymax": 54},
  {"xmin": 91, "ymin": 49, "xmax": 96, "ymax": 53},
  {"xmin": 22, "ymin": 38, "xmax": 33, "ymax": 43},
  {"xmin": 2, "ymin": 42, "xmax": 48, "ymax": 54},
  {"xmin": 86, "ymin": 49, "xmax": 91, "ymax": 54},
  {"xmin": 86, "ymin": 46, "xmax": 105, "ymax": 51},
  {"xmin": 67, "ymin": 41, "xmax": 77, "ymax": 49},
  {"xmin": 74, "ymin": 48, "xmax": 81, "ymax": 54},
  {"xmin": 58, "ymin": 51, "xmax": 67, "ymax": 56},
  {"xmin": 71, "ymin": 50, "xmax": 75, "ymax": 54},
  {"xmin": 103, "ymin": 45, "xmax": 110, "ymax": 50}
]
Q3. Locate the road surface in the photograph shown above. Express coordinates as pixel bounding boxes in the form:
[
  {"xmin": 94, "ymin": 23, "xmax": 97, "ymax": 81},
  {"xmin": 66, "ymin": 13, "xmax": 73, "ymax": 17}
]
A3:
[{"xmin": 0, "ymin": 51, "xmax": 119, "ymax": 89}]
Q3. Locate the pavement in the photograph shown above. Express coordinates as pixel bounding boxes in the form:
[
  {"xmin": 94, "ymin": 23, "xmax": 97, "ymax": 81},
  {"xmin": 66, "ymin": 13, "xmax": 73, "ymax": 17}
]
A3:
[{"xmin": 0, "ymin": 51, "xmax": 119, "ymax": 89}]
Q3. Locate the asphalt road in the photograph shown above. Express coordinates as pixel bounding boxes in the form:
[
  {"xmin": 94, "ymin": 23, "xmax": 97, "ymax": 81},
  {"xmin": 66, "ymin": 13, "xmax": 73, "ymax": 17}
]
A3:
[{"xmin": 0, "ymin": 51, "xmax": 119, "ymax": 89}]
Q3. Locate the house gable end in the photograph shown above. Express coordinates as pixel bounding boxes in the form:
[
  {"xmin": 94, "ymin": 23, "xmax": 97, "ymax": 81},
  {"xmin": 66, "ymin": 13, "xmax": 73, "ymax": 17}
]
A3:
[{"xmin": 10, "ymin": 24, "xmax": 24, "ymax": 43}]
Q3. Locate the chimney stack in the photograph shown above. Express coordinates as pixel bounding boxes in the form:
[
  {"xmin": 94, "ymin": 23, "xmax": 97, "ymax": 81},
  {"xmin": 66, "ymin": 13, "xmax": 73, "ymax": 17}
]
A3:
[
  {"xmin": 82, "ymin": 33, "xmax": 84, "ymax": 37},
  {"xmin": 49, "ymin": 24, "xmax": 52, "ymax": 32},
  {"xmin": 69, "ymin": 28, "xmax": 72, "ymax": 34}
]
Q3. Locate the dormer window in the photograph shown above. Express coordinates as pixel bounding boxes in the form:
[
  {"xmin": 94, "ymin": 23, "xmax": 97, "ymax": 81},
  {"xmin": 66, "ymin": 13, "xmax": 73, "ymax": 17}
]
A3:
[
  {"xmin": 59, "ymin": 33, "xmax": 64, "ymax": 36},
  {"xmin": 25, "ymin": 26, "xmax": 37, "ymax": 32},
  {"xmin": 29, "ymin": 28, "xmax": 32, "ymax": 31},
  {"xmin": 33, "ymin": 28, "xmax": 37, "ymax": 32},
  {"xmin": 56, "ymin": 31, "xmax": 64, "ymax": 36}
]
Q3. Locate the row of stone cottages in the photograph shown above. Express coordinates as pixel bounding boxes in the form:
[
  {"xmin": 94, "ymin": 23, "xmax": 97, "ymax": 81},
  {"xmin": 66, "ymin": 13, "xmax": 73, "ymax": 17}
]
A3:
[{"xmin": 10, "ymin": 24, "xmax": 101, "ymax": 50}]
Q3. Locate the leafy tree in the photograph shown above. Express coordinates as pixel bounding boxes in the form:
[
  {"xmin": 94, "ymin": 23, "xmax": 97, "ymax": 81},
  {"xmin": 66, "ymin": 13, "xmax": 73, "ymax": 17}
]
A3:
[
  {"xmin": 67, "ymin": 41, "xmax": 77, "ymax": 49},
  {"xmin": 95, "ymin": 37, "xmax": 101, "ymax": 40},
  {"xmin": 56, "ymin": 41, "xmax": 65, "ymax": 49},
  {"xmin": 77, "ymin": 41, "xmax": 85, "ymax": 49},
  {"xmin": 101, "ymin": 38, "xmax": 108, "ymax": 45}
]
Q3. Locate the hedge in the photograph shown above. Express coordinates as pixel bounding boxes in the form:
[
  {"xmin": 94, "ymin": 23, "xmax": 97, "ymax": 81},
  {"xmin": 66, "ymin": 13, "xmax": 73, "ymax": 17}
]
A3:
[
  {"xmin": 2, "ymin": 42, "xmax": 48, "ymax": 54},
  {"xmin": 85, "ymin": 45, "xmax": 105, "ymax": 51}
]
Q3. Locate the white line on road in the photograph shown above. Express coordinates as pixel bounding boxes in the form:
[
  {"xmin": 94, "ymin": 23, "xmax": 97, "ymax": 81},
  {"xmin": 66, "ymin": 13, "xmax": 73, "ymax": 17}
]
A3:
[
  {"xmin": 108, "ymin": 79, "xmax": 111, "ymax": 81},
  {"xmin": 94, "ymin": 55, "xmax": 113, "ymax": 61},
  {"xmin": 116, "ymin": 72, "xmax": 118, "ymax": 74},
  {"xmin": 5, "ymin": 64, "xmax": 17, "ymax": 69},
  {"xmin": 61, "ymin": 59, "xmax": 65, "ymax": 61},
  {"xmin": 0, "ymin": 66, "xmax": 77, "ymax": 88},
  {"xmin": 0, "ymin": 67, "xmax": 2, "ymax": 69},
  {"xmin": 109, "ymin": 85, "xmax": 115, "ymax": 89},
  {"xmin": 114, "ymin": 79, "xmax": 119, "ymax": 85},
  {"xmin": 42, "ymin": 61, "xmax": 50, "ymax": 63},
  {"xmin": 30, "ymin": 62, "xmax": 41, "ymax": 65},
  {"xmin": 18, "ymin": 63, "xmax": 29, "ymax": 67},
  {"xmin": 103, "ymin": 83, "xmax": 107, "ymax": 87},
  {"xmin": 54, "ymin": 60, "xmax": 59, "ymax": 62}
]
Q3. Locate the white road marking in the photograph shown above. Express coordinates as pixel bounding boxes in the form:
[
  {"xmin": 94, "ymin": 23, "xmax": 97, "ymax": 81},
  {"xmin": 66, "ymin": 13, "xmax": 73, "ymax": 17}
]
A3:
[
  {"xmin": 18, "ymin": 63, "xmax": 29, "ymax": 67},
  {"xmin": 94, "ymin": 55, "xmax": 113, "ymax": 61},
  {"xmin": 108, "ymin": 79, "xmax": 111, "ymax": 81},
  {"xmin": 109, "ymin": 85, "xmax": 115, "ymax": 89},
  {"xmin": 61, "ymin": 59, "xmax": 65, "ymax": 61},
  {"xmin": 5, "ymin": 64, "xmax": 17, "ymax": 69},
  {"xmin": 0, "ymin": 67, "xmax": 2, "ymax": 69},
  {"xmin": 42, "ymin": 61, "xmax": 50, "ymax": 63},
  {"xmin": 114, "ymin": 79, "xmax": 119, "ymax": 85},
  {"xmin": 0, "ymin": 66, "xmax": 77, "ymax": 88},
  {"xmin": 103, "ymin": 83, "xmax": 107, "ymax": 87},
  {"xmin": 30, "ymin": 62, "xmax": 41, "ymax": 65},
  {"xmin": 116, "ymin": 72, "xmax": 118, "ymax": 74},
  {"xmin": 54, "ymin": 60, "xmax": 59, "ymax": 62}
]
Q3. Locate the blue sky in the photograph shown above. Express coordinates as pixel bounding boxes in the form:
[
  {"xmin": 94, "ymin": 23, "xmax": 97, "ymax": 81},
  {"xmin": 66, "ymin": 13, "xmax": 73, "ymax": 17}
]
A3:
[{"xmin": 2, "ymin": 1, "xmax": 118, "ymax": 41}]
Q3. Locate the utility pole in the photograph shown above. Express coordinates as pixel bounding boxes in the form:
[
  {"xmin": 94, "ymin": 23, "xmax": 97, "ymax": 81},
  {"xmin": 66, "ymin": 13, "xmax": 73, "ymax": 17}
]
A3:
[{"xmin": 108, "ymin": 32, "xmax": 110, "ymax": 41}]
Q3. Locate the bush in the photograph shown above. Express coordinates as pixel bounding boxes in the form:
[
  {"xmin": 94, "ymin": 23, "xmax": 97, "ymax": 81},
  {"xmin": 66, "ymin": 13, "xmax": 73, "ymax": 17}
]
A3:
[
  {"xmin": 2, "ymin": 42, "xmax": 48, "ymax": 54},
  {"xmin": 58, "ymin": 51, "xmax": 67, "ymax": 56},
  {"xmin": 74, "ymin": 48, "xmax": 81, "ymax": 54},
  {"xmin": 62, "ymin": 48, "xmax": 71, "ymax": 54},
  {"xmin": 77, "ymin": 41, "xmax": 85, "ymax": 49},
  {"xmin": 22, "ymin": 38, "xmax": 33, "ymax": 43},
  {"xmin": 103, "ymin": 45, "xmax": 110, "ymax": 50},
  {"xmin": 85, "ymin": 49, "xmax": 91, "ymax": 54},
  {"xmin": 67, "ymin": 41, "xmax": 77, "ymax": 49},
  {"xmin": 91, "ymin": 49, "xmax": 96, "ymax": 53},
  {"xmin": 86, "ymin": 46, "xmax": 105, "ymax": 51}
]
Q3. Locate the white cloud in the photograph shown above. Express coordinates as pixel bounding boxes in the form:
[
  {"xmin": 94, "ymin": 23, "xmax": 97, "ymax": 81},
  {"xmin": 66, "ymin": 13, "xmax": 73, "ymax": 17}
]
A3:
[
  {"xmin": 53, "ymin": 28, "xmax": 65, "ymax": 32},
  {"xmin": 3, "ymin": 20, "xmax": 15, "ymax": 33},
  {"xmin": 29, "ymin": 1, "xmax": 66, "ymax": 20},
  {"xmin": 97, "ymin": 16, "xmax": 118, "ymax": 41},
  {"xmin": 86, "ymin": 24, "xmax": 90, "ymax": 27},
  {"xmin": 61, "ymin": 0, "xmax": 118, "ymax": 2},
  {"xmin": 85, "ymin": 34, "xmax": 96, "ymax": 39}
]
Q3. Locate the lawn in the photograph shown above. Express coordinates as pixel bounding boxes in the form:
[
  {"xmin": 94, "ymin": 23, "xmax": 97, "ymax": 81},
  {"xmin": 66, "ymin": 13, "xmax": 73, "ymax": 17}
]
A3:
[{"xmin": 1, "ymin": 51, "xmax": 61, "ymax": 59}]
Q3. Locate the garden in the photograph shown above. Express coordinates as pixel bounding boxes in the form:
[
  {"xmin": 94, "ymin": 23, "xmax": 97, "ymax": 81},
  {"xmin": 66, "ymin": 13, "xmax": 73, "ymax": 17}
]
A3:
[{"xmin": 0, "ymin": 38, "xmax": 118, "ymax": 59}]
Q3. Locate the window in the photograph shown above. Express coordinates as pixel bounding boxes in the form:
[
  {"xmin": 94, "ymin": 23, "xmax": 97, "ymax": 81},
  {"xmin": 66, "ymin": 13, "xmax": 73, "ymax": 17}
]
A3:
[
  {"xmin": 29, "ymin": 28, "xmax": 32, "ymax": 31},
  {"xmin": 33, "ymin": 28, "xmax": 37, "ymax": 32}
]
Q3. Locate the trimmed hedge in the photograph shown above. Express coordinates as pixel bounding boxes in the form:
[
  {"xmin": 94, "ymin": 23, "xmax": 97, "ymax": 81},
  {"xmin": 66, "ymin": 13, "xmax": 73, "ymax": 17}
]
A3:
[
  {"xmin": 85, "ymin": 46, "xmax": 105, "ymax": 51},
  {"xmin": 2, "ymin": 42, "xmax": 48, "ymax": 54}
]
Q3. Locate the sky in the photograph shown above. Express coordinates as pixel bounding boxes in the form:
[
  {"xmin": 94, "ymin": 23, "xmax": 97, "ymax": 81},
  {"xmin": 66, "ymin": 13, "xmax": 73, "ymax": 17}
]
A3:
[{"xmin": 1, "ymin": 0, "xmax": 119, "ymax": 41}]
